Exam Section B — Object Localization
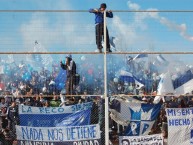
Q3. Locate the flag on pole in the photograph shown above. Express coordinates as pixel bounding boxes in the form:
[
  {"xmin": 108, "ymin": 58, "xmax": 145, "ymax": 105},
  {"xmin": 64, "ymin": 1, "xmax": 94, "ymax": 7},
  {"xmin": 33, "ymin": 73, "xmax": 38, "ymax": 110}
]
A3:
[
  {"xmin": 119, "ymin": 70, "xmax": 144, "ymax": 89},
  {"xmin": 133, "ymin": 54, "xmax": 148, "ymax": 60},
  {"xmin": 156, "ymin": 54, "xmax": 167, "ymax": 64}
]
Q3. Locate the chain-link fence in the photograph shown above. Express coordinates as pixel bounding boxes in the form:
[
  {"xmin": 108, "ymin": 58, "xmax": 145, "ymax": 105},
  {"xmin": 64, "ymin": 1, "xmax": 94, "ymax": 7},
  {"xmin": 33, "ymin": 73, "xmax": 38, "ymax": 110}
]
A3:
[
  {"xmin": 0, "ymin": 53, "xmax": 106, "ymax": 145},
  {"xmin": 1, "ymin": 10, "xmax": 193, "ymax": 145}
]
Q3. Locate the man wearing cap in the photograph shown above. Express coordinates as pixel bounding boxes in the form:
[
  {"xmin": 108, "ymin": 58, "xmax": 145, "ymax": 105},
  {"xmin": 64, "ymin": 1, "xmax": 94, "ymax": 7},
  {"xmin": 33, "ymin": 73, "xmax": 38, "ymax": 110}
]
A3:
[
  {"xmin": 60, "ymin": 54, "xmax": 76, "ymax": 95},
  {"xmin": 89, "ymin": 3, "xmax": 113, "ymax": 53}
]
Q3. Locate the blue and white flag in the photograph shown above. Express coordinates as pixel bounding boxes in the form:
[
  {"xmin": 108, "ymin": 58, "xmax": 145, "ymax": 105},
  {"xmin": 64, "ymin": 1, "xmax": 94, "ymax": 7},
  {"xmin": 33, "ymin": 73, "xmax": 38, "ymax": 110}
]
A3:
[
  {"xmin": 133, "ymin": 54, "xmax": 148, "ymax": 60},
  {"xmin": 156, "ymin": 54, "xmax": 167, "ymax": 64},
  {"xmin": 119, "ymin": 70, "xmax": 144, "ymax": 88},
  {"xmin": 119, "ymin": 70, "xmax": 135, "ymax": 84},
  {"xmin": 133, "ymin": 76, "xmax": 144, "ymax": 89},
  {"xmin": 55, "ymin": 109, "xmax": 91, "ymax": 127},
  {"xmin": 175, "ymin": 78, "xmax": 193, "ymax": 95},
  {"xmin": 154, "ymin": 70, "xmax": 193, "ymax": 98},
  {"xmin": 19, "ymin": 109, "xmax": 91, "ymax": 127},
  {"xmin": 19, "ymin": 102, "xmax": 92, "ymax": 127},
  {"xmin": 19, "ymin": 102, "xmax": 92, "ymax": 114},
  {"xmin": 110, "ymin": 99, "xmax": 161, "ymax": 136},
  {"xmin": 124, "ymin": 103, "xmax": 161, "ymax": 136},
  {"xmin": 173, "ymin": 70, "xmax": 193, "ymax": 89}
]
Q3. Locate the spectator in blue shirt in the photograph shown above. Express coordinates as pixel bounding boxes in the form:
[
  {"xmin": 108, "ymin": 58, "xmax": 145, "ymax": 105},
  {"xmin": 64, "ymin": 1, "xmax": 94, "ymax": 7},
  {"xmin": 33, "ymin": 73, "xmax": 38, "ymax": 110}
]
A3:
[{"xmin": 89, "ymin": 3, "xmax": 113, "ymax": 53}]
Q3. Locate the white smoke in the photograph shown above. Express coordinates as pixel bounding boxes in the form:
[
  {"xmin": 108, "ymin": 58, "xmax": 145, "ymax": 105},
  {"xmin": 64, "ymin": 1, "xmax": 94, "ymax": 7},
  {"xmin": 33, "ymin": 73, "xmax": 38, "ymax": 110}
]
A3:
[
  {"xmin": 159, "ymin": 18, "xmax": 193, "ymax": 41},
  {"xmin": 127, "ymin": 0, "xmax": 193, "ymax": 41},
  {"xmin": 33, "ymin": 42, "xmax": 53, "ymax": 66},
  {"xmin": 127, "ymin": 1, "xmax": 140, "ymax": 10},
  {"xmin": 20, "ymin": 1, "xmax": 94, "ymax": 52},
  {"xmin": 112, "ymin": 16, "xmax": 138, "ymax": 48}
]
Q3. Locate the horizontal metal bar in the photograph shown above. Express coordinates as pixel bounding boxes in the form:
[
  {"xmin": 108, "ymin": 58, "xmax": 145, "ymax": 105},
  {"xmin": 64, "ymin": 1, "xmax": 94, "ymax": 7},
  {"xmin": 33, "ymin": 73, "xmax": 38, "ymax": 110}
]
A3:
[
  {"xmin": 0, "ymin": 10, "xmax": 193, "ymax": 13},
  {"xmin": 0, "ymin": 52, "xmax": 101, "ymax": 54},
  {"xmin": 108, "ymin": 52, "xmax": 193, "ymax": 54},
  {"xmin": 0, "ymin": 10, "xmax": 88, "ymax": 12},
  {"xmin": 15, "ymin": 94, "xmax": 103, "ymax": 98},
  {"xmin": 0, "ymin": 94, "xmax": 188, "ymax": 98},
  {"xmin": 0, "ymin": 52, "xmax": 193, "ymax": 54},
  {"xmin": 112, "ymin": 94, "xmax": 190, "ymax": 97},
  {"xmin": 113, "ymin": 10, "xmax": 193, "ymax": 13}
]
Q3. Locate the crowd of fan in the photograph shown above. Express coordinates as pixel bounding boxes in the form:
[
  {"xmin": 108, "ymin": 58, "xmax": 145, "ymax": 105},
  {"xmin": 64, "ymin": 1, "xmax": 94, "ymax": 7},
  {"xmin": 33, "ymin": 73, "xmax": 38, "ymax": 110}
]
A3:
[
  {"xmin": 0, "ymin": 90, "xmax": 103, "ymax": 145},
  {"xmin": 108, "ymin": 89, "xmax": 193, "ymax": 144},
  {"xmin": 0, "ymin": 56, "xmax": 192, "ymax": 145},
  {"xmin": 0, "ymin": 58, "xmax": 106, "ymax": 144}
]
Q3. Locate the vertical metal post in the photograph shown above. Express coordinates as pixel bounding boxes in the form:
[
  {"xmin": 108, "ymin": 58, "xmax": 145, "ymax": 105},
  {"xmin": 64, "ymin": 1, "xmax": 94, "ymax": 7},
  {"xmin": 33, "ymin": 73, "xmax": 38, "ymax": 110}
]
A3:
[
  {"xmin": 117, "ymin": 124, "xmax": 120, "ymax": 134},
  {"xmin": 104, "ymin": 10, "xmax": 109, "ymax": 145}
]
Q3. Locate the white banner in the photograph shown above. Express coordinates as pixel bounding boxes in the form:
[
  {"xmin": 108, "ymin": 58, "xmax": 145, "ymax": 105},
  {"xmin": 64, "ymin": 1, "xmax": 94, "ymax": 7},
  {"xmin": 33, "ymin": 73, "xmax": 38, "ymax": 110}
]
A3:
[
  {"xmin": 16, "ymin": 124, "xmax": 100, "ymax": 142},
  {"xmin": 19, "ymin": 102, "xmax": 92, "ymax": 114},
  {"xmin": 119, "ymin": 134, "xmax": 163, "ymax": 145},
  {"xmin": 166, "ymin": 108, "xmax": 193, "ymax": 145}
]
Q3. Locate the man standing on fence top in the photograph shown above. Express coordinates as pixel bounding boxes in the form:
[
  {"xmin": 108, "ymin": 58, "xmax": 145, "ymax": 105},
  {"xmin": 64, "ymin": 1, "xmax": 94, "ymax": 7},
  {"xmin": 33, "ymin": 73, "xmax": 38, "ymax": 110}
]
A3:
[
  {"xmin": 89, "ymin": 3, "xmax": 113, "ymax": 53},
  {"xmin": 60, "ymin": 54, "xmax": 76, "ymax": 95}
]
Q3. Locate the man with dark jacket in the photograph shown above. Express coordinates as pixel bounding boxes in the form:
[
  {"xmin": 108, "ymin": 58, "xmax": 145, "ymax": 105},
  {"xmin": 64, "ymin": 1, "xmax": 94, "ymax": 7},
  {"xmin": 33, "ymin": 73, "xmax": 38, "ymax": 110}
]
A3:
[
  {"xmin": 89, "ymin": 3, "xmax": 113, "ymax": 53},
  {"xmin": 60, "ymin": 54, "xmax": 76, "ymax": 95}
]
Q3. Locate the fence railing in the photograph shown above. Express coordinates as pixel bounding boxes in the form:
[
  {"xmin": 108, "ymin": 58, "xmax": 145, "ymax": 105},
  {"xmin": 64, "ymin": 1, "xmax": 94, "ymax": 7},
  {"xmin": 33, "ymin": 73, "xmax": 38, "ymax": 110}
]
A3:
[{"xmin": 1, "ymin": 10, "xmax": 193, "ymax": 145}]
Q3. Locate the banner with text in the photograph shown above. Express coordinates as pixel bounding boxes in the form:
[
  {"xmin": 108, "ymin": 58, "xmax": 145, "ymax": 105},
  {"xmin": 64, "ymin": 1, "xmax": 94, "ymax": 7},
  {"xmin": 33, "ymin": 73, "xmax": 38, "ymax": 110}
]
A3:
[
  {"xmin": 166, "ymin": 108, "xmax": 193, "ymax": 145},
  {"xmin": 119, "ymin": 134, "xmax": 163, "ymax": 145},
  {"xmin": 19, "ymin": 102, "xmax": 92, "ymax": 114},
  {"xmin": 16, "ymin": 124, "xmax": 101, "ymax": 145},
  {"xmin": 18, "ymin": 140, "xmax": 101, "ymax": 145},
  {"xmin": 19, "ymin": 103, "xmax": 92, "ymax": 127}
]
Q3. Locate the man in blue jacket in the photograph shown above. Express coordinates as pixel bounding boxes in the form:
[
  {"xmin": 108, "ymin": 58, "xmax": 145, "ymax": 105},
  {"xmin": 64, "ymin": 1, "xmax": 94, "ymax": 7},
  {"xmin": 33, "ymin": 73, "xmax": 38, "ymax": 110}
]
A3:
[{"xmin": 89, "ymin": 3, "xmax": 113, "ymax": 53}]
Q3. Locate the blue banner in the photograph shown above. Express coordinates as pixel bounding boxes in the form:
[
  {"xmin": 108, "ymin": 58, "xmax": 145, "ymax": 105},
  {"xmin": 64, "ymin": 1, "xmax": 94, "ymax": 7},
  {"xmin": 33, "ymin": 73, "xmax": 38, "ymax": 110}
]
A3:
[
  {"xmin": 19, "ymin": 109, "xmax": 91, "ymax": 127},
  {"xmin": 110, "ymin": 99, "xmax": 161, "ymax": 136},
  {"xmin": 19, "ymin": 102, "xmax": 93, "ymax": 114},
  {"xmin": 124, "ymin": 103, "xmax": 161, "ymax": 136},
  {"xmin": 19, "ymin": 103, "xmax": 93, "ymax": 127}
]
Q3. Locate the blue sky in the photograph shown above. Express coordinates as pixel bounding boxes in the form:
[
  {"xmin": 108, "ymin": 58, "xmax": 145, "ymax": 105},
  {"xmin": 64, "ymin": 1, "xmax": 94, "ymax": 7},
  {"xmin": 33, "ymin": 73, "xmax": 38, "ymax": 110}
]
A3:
[
  {"xmin": 0, "ymin": 0, "xmax": 193, "ymax": 10},
  {"xmin": 0, "ymin": 0, "xmax": 193, "ymax": 76},
  {"xmin": 1, "ymin": 0, "xmax": 193, "ymax": 93},
  {"xmin": 0, "ymin": 0, "xmax": 193, "ymax": 57}
]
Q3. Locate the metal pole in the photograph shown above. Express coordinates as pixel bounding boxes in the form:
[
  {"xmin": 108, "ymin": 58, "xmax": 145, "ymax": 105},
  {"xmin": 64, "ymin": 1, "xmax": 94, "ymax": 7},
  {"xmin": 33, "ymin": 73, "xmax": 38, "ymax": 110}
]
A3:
[
  {"xmin": 1, "ymin": 10, "xmax": 193, "ymax": 12},
  {"xmin": 104, "ymin": 10, "xmax": 109, "ymax": 145},
  {"xmin": 117, "ymin": 124, "xmax": 120, "ymax": 134},
  {"xmin": 1, "ymin": 51, "xmax": 193, "ymax": 54}
]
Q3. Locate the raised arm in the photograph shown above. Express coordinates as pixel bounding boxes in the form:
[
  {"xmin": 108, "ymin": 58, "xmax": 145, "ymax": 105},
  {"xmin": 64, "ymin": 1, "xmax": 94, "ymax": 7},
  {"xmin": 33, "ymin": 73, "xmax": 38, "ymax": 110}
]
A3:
[
  {"xmin": 60, "ymin": 61, "xmax": 67, "ymax": 70},
  {"xmin": 89, "ymin": 8, "xmax": 99, "ymax": 13},
  {"xmin": 106, "ymin": 10, "xmax": 113, "ymax": 18}
]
